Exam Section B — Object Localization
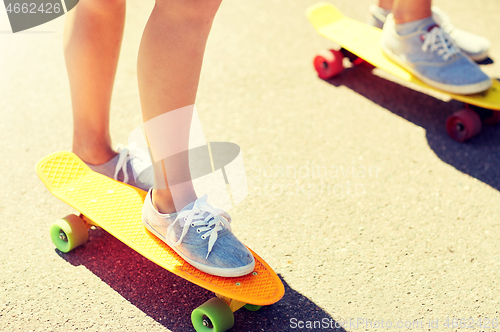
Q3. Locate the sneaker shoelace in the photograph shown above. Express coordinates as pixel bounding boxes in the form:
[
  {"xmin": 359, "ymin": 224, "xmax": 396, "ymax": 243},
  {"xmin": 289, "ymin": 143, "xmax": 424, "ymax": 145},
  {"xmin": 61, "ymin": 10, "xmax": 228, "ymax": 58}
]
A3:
[
  {"xmin": 168, "ymin": 195, "xmax": 231, "ymax": 259},
  {"xmin": 115, "ymin": 143, "xmax": 152, "ymax": 184},
  {"xmin": 421, "ymin": 26, "xmax": 460, "ymax": 61}
]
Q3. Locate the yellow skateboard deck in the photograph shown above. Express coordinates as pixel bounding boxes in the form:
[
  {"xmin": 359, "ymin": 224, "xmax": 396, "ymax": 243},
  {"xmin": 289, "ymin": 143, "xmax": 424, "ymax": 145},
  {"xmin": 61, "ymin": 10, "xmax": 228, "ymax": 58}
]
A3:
[
  {"xmin": 36, "ymin": 151, "xmax": 284, "ymax": 331},
  {"xmin": 306, "ymin": 2, "xmax": 500, "ymax": 110}
]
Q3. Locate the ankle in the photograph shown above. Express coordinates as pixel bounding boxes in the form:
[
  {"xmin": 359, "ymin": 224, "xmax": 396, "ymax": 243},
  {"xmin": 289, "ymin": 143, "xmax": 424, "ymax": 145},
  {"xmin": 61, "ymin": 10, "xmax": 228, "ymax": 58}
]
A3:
[
  {"xmin": 152, "ymin": 189, "xmax": 198, "ymax": 214},
  {"xmin": 152, "ymin": 189, "xmax": 177, "ymax": 214},
  {"xmin": 72, "ymin": 143, "xmax": 116, "ymax": 165},
  {"xmin": 393, "ymin": 10, "xmax": 432, "ymax": 25},
  {"xmin": 72, "ymin": 129, "xmax": 116, "ymax": 164},
  {"xmin": 378, "ymin": 0, "xmax": 393, "ymax": 11}
]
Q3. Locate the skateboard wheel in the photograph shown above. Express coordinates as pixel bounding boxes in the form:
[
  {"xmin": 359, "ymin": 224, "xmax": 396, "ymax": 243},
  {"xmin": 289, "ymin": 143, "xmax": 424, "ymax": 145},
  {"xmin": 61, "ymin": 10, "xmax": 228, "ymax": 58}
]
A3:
[
  {"xmin": 352, "ymin": 57, "xmax": 365, "ymax": 66},
  {"xmin": 464, "ymin": 104, "xmax": 500, "ymax": 126},
  {"xmin": 483, "ymin": 111, "xmax": 500, "ymax": 126},
  {"xmin": 243, "ymin": 304, "xmax": 262, "ymax": 312},
  {"xmin": 191, "ymin": 297, "xmax": 234, "ymax": 332},
  {"xmin": 313, "ymin": 49, "xmax": 344, "ymax": 80},
  {"xmin": 446, "ymin": 109, "xmax": 482, "ymax": 142},
  {"xmin": 49, "ymin": 214, "xmax": 88, "ymax": 253}
]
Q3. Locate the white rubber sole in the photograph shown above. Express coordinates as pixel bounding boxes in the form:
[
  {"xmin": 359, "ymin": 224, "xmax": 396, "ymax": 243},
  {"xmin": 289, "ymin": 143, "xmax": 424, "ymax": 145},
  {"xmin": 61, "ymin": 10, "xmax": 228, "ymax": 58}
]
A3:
[
  {"xmin": 143, "ymin": 219, "xmax": 255, "ymax": 277},
  {"xmin": 468, "ymin": 50, "xmax": 490, "ymax": 62},
  {"xmin": 381, "ymin": 43, "xmax": 492, "ymax": 95}
]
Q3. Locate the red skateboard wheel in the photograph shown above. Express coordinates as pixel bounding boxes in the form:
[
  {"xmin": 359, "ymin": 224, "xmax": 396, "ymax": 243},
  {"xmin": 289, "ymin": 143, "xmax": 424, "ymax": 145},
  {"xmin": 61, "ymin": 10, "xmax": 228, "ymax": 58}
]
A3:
[
  {"xmin": 483, "ymin": 111, "xmax": 500, "ymax": 126},
  {"xmin": 446, "ymin": 108, "xmax": 482, "ymax": 142},
  {"xmin": 313, "ymin": 49, "xmax": 344, "ymax": 80}
]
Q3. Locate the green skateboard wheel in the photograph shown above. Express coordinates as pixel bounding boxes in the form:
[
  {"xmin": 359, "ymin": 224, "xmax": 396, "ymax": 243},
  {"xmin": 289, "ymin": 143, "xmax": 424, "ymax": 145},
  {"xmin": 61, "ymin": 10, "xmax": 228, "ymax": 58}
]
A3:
[
  {"xmin": 191, "ymin": 297, "xmax": 234, "ymax": 332},
  {"xmin": 244, "ymin": 304, "xmax": 262, "ymax": 312},
  {"xmin": 49, "ymin": 214, "xmax": 88, "ymax": 253}
]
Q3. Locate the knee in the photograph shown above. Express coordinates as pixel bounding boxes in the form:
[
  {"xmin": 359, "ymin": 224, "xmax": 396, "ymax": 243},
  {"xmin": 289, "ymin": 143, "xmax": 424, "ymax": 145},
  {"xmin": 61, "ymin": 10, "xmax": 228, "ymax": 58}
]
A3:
[
  {"xmin": 77, "ymin": 0, "xmax": 126, "ymax": 12},
  {"xmin": 99, "ymin": 0, "xmax": 126, "ymax": 9},
  {"xmin": 155, "ymin": 0, "xmax": 223, "ymax": 25}
]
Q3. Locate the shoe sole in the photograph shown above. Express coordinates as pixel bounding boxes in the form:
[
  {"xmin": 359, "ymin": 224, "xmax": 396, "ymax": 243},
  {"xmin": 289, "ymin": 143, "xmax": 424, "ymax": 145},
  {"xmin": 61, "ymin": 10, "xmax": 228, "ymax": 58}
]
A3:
[
  {"xmin": 381, "ymin": 42, "xmax": 492, "ymax": 95},
  {"xmin": 143, "ymin": 219, "xmax": 256, "ymax": 277},
  {"xmin": 369, "ymin": 7, "xmax": 491, "ymax": 64},
  {"xmin": 468, "ymin": 50, "xmax": 490, "ymax": 62}
]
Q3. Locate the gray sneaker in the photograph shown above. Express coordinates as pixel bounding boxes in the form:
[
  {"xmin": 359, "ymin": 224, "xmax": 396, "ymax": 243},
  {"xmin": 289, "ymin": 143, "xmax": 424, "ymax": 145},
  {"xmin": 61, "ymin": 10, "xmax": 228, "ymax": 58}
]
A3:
[
  {"xmin": 142, "ymin": 190, "xmax": 255, "ymax": 277},
  {"xmin": 369, "ymin": 5, "xmax": 491, "ymax": 62},
  {"xmin": 381, "ymin": 14, "xmax": 491, "ymax": 95}
]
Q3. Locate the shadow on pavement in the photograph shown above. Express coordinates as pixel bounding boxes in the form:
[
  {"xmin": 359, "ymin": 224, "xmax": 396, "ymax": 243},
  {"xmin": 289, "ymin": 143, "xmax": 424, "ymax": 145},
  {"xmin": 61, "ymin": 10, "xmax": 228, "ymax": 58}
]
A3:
[
  {"xmin": 57, "ymin": 227, "xmax": 344, "ymax": 332},
  {"xmin": 476, "ymin": 57, "xmax": 494, "ymax": 65},
  {"xmin": 323, "ymin": 63, "xmax": 500, "ymax": 191}
]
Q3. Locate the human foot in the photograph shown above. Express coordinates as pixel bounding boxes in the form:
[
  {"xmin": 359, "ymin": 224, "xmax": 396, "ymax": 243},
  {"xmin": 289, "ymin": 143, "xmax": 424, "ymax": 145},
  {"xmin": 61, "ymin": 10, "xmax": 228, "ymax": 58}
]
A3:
[
  {"xmin": 84, "ymin": 143, "xmax": 154, "ymax": 191},
  {"xmin": 142, "ymin": 190, "xmax": 255, "ymax": 277},
  {"xmin": 381, "ymin": 14, "xmax": 491, "ymax": 94},
  {"xmin": 369, "ymin": 5, "xmax": 491, "ymax": 61}
]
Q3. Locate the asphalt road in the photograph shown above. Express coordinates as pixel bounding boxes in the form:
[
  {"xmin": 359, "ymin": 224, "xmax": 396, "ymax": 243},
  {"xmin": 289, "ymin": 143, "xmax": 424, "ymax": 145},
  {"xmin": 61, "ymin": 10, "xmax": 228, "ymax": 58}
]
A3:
[{"xmin": 1, "ymin": 0, "xmax": 500, "ymax": 331}]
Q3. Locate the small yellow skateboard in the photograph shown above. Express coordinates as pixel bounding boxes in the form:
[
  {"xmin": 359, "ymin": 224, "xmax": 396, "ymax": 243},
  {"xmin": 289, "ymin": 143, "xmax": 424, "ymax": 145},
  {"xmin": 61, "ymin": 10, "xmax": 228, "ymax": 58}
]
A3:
[
  {"xmin": 36, "ymin": 151, "xmax": 284, "ymax": 332},
  {"xmin": 307, "ymin": 2, "xmax": 500, "ymax": 142}
]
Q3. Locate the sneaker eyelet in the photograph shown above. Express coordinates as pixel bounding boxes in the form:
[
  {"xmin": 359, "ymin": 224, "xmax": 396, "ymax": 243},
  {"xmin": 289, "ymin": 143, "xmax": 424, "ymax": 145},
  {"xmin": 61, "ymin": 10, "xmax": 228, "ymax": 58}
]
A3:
[
  {"xmin": 201, "ymin": 235, "xmax": 206, "ymax": 239},
  {"xmin": 191, "ymin": 223, "xmax": 195, "ymax": 227},
  {"xmin": 197, "ymin": 229, "xmax": 201, "ymax": 233}
]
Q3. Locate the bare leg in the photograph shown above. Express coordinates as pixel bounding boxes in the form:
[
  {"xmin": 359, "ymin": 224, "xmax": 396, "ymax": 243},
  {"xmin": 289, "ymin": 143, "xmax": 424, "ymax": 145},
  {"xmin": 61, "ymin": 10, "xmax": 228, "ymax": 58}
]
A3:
[
  {"xmin": 377, "ymin": 0, "xmax": 433, "ymax": 23},
  {"xmin": 137, "ymin": 0, "xmax": 222, "ymax": 214},
  {"xmin": 64, "ymin": 0, "xmax": 126, "ymax": 165},
  {"xmin": 378, "ymin": 0, "xmax": 394, "ymax": 10},
  {"xmin": 392, "ymin": 0, "xmax": 432, "ymax": 24}
]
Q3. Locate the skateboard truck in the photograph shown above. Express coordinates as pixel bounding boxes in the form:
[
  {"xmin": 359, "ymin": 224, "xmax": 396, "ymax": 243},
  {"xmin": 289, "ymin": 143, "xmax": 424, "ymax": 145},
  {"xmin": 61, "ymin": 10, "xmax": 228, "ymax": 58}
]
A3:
[{"xmin": 58, "ymin": 230, "xmax": 68, "ymax": 242}]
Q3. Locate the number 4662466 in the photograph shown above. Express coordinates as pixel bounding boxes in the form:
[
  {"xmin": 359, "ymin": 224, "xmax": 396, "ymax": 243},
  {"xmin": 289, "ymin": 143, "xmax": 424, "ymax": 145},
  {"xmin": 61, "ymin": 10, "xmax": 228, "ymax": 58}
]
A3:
[{"xmin": 5, "ymin": 3, "xmax": 62, "ymax": 14}]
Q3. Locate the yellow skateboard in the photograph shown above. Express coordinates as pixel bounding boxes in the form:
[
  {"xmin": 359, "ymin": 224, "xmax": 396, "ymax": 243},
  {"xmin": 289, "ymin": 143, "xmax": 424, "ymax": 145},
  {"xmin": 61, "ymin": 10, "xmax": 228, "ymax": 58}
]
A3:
[
  {"xmin": 307, "ymin": 2, "xmax": 500, "ymax": 142},
  {"xmin": 36, "ymin": 151, "xmax": 284, "ymax": 332}
]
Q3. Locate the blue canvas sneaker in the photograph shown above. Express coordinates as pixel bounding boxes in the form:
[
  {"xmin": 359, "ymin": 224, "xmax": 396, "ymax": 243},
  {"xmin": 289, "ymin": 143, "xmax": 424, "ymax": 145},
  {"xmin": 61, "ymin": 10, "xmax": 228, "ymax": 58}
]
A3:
[
  {"xmin": 381, "ymin": 14, "xmax": 491, "ymax": 95},
  {"xmin": 369, "ymin": 5, "xmax": 491, "ymax": 62},
  {"xmin": 142, "ymin": 190, "xmax": 255, "ymax": 277}
]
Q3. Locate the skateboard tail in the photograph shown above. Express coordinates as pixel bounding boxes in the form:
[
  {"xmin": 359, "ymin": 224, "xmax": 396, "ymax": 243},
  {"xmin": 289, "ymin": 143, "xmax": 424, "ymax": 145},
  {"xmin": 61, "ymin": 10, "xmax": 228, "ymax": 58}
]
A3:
[
  {"xmin": 170, "ymin": 247, "xmax": 285, "ymax": 306},
  {"xmin": 306, "ymin": 2, "xmax": 344, "ymax": 30},
  {"xmin": 36, "ymin": 151, "xmax": 91, "ymax": 193}
]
